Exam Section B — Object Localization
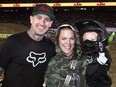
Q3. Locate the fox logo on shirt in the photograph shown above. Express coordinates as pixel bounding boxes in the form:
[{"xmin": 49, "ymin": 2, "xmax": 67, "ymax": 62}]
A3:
[{"xmin": 26, "ymin": 51, "xmax": 46, "ymax": 67}]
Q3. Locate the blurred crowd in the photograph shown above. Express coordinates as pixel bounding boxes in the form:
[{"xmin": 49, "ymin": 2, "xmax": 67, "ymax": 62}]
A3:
[
  {"xmin": 0, "ymin": 7, "xmax": 116, "ymax": 29},
  {"xmin": 54, "ymin": 11, "xmax": 116, "ymax": 28}
]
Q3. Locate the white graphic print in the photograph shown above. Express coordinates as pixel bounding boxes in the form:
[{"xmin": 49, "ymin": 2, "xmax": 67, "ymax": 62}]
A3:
[
  {"xmin": 87, "ymin": 56, "xmax": 93, "ymax": 64},
  {"xmin": 26, "ymin": 51, "xmax": 46, "ymax": 67}
]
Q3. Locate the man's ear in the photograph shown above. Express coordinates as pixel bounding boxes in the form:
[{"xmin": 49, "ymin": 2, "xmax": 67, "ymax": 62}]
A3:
[
  {"xmin": 49, "ymin": 20, "xmax": 53, "ymax": 28},
  {"xmin": 30, "ymin": 15, "xmax": 33, "ymax": 24}
]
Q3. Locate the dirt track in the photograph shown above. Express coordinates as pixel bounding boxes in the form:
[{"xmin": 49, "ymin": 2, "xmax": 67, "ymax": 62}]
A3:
[{"xmin": 109, "ymin": 43, "xmax": 116, "ymax": 87}]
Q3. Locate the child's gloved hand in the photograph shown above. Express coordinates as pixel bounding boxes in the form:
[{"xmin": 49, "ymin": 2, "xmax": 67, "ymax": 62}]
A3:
[{"xmin": 97, "ymin": 52, "xmax": 108, "ymax": 65}]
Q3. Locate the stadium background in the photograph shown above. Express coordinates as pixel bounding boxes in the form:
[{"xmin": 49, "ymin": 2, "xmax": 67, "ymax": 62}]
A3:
[{"xmin": 0, "ymin": 1, "xmax": 116, "ymax": 87}]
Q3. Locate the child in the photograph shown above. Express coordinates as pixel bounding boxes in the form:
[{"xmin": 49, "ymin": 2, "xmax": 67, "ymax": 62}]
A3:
[{"xmin": 75, "ymin": 19, "xmax": 112, "ymax": 87}]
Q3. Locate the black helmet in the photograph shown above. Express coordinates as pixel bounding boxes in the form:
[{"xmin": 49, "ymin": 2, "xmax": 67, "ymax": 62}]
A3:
[{"xmin": 75, "ymin": 19, "xmax": 108, "ymax": 43}]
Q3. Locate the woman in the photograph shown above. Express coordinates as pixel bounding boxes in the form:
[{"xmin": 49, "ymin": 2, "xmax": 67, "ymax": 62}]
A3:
[{"xmin": 45, "ymin": 24, "xmax": 87, "ymax": 87}]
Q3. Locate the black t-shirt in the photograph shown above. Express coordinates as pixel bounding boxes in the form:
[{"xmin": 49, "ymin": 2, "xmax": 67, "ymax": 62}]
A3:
[{"xmin": 0, "ymin": 31, "xmax": 56, "ymax": 87}]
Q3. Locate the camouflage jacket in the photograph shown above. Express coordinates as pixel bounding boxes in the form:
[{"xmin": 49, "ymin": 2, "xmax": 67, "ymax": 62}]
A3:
[
  {"xmin": 45, "ymin": 29, "xmax": 87, "ymax": 87},
  {"xmin": 45, "ymin": 52, "xmax": 87, "ymax": 87}
]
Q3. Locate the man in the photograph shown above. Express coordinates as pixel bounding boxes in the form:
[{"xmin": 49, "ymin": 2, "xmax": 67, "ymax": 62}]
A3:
[
  {"xmin": 75, "ymin": 19, "xmax": 112, "ymax": 87},
  {"xmin": 0, "ymin": 4, "xmax": 56, "ymax": 87}
]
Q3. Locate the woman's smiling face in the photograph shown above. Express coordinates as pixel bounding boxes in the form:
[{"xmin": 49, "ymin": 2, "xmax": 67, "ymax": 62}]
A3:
[{"xmin": 58, "ymin": 28, "xmax": 75, "ymax": 56}]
